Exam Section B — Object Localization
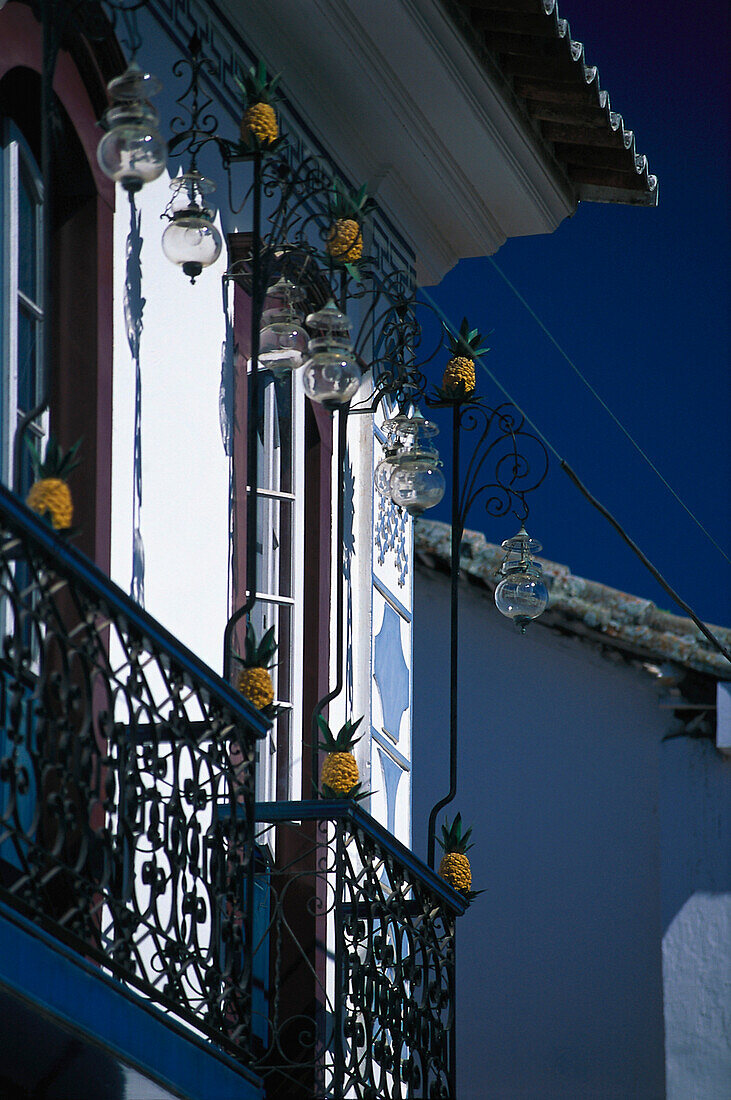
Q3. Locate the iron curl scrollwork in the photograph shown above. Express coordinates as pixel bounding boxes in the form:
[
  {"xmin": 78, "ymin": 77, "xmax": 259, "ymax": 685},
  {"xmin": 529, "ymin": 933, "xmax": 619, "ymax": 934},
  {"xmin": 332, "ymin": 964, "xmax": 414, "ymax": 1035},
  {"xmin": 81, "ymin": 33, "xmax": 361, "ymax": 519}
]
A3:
[
  {"xmin": 250, "ymin": 802, "xmax": 464, "ymax": 1098},
  {"xmin": 0, "ymin": 483, "xmax": 264, "ymax": 1060},
  {"xmin": 435, "ymin": 397, "xmax": 550, "ymax": 531}
]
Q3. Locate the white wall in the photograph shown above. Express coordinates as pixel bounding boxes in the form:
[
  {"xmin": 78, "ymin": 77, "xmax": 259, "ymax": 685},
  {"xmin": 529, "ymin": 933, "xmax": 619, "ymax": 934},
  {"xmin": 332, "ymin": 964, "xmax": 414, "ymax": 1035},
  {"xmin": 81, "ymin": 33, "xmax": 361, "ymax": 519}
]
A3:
[
  {"xmin": 111, "ymin": 170, "xmax": 231, "ymax": 674},
  {"xmin": 413, "ymin": 566, "xmax": 668, "ymax": 1099},
  {"xmin": 414, "ymin": 564, "xmax": 731, "ymax": 1098},
  {"xmin": 659, "ymin": 735, "xmax": 731, "ymax": 1099}
]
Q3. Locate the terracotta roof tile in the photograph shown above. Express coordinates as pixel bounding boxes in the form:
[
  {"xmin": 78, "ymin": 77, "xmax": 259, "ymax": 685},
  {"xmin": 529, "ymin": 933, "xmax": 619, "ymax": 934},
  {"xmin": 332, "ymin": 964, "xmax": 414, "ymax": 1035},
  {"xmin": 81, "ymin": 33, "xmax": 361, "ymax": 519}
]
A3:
[{"xmin": 415, "ymin": 519, "xmax": 731, "ymax": 678}]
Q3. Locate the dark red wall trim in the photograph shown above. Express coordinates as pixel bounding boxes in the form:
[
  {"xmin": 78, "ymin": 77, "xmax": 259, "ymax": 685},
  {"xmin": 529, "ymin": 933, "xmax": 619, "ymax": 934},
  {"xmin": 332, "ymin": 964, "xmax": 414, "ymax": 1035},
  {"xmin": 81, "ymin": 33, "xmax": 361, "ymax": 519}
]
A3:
[
  {"xmin": 0, "ymin": 4, "xmax": 115, "ymax": 207},
  {"xmin": 0, "ymin": 1, "xmax": 116, "ymax": 573}
]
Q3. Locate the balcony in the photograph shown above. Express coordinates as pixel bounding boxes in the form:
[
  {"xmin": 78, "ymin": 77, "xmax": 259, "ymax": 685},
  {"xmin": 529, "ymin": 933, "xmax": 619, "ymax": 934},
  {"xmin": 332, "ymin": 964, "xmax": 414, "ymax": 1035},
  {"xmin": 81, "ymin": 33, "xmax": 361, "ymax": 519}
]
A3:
[
  {"xmin": 0, "ymin": 481, "xmax": 267, "ymax": 1098},
  {"xmin": 248, "ymin": 801, "xmax": 467, "ymax": 1099},
  {"xmin": 0, "ymin": 482, "xmax": 464, "ymax": 1098}
]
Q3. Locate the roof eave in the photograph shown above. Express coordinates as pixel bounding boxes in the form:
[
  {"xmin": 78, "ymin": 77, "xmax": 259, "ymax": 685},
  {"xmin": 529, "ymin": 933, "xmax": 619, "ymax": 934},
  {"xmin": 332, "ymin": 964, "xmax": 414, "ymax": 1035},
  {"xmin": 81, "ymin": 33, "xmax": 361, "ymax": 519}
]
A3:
[{"xmin": 447, "ymin": 0, "xmax": 658, "ymax": 209}]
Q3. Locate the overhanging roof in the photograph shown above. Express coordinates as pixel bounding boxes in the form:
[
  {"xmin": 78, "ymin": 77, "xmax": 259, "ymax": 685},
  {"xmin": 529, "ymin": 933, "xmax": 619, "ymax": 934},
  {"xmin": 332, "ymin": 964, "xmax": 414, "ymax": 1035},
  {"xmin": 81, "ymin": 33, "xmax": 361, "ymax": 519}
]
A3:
[
  {"xmin": 216, "ymin": 0, "xmax": 656, "ymax": 283},
  {"xmin": 446, "ymin": 0, "xmax": 658, "ymax": 206}
]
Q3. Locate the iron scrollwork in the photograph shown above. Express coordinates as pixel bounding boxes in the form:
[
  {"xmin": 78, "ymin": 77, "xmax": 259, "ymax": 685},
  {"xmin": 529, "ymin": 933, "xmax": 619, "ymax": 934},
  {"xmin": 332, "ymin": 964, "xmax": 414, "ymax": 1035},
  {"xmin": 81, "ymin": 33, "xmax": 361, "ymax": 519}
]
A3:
[
  {"xmin": 0, "ymin": 483, "xmax": 264, "ymax": 1057},
  {"xmin": 250, "ymin": 802, "xmax": 465, "ymax": 1099},
  {"xmin": 449, "ymin": 398, "xmax": 550, "ymax": 532}
]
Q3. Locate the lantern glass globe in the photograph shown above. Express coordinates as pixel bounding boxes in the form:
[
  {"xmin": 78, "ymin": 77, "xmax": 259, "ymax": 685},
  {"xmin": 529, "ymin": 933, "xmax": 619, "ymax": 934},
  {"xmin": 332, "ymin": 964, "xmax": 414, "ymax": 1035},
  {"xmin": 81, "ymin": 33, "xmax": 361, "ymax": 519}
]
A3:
[
  {"xmin": 374, "ymin": 455, "xmax": 398, "ymax": 497},
  {"xmin": 97, "ymin": 112, "xmax": 167, "ymax": 191},
  {"xmin": 259, "ymin": 322, "xmax": 309, "ymax": 373},
  {"xmin": 494, "ymin": 571, "xmax": 548, "ymax": 630},
  {"xmin": 258, "ymin": 283, "xmax": 308, "ymax": 374},
  {"xmin": 161, "ymin": 209, "xmax": 223, "ymax": 281},
  {"xmin": 389, "ymin": 455, "xmax": 445, "ymax": 515},
  {"xmin": 97, "ymin": 65, "xmax": 166, "ymax": 193},
  {"xmin": 301, "ymin": 350, "xmax": 361, "ymax": 407},
  {"xmin": 302, "ymin": 300, "xmax": 360, "ymax": 407}
]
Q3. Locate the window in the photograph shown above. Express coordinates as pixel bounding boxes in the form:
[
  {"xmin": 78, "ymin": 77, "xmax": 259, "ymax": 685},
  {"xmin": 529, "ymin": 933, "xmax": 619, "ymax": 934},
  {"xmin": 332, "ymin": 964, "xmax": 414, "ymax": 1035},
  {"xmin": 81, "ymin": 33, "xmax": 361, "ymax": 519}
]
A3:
[
  {"xmin": 249, "ymin": 368, "xmax": 305, "ymax": 803},
  {"xmin": 1, "ymin": 120, "xmax": 47, "ymax": 494}
]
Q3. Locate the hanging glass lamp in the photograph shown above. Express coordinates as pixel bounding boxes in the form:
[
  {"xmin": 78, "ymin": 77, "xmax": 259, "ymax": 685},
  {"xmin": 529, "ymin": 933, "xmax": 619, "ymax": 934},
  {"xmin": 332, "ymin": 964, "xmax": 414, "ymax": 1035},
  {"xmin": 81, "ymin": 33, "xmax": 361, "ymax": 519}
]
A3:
[
  {"xmin": 385, "ymin": 415, "xmax": 445, "ymax": 515},
  {"xmin": 161, "ymin": 173, "xmax": 223, "ymax": 282},
  {"xmin": 301, "ymin": 300, "xmax": 361, "ymax": 408},
  {"xmin": 257, "ymin": 278, "xmax": 309, "ymax": 375},
  {"xmin": 97, "ymin": 63, "xmax": 167, "ymax": 193},
  {"xmin": 494, "ymin": 526, "xmax": 549, "ymax": 632},
  {"xmin": 374, "ymin": 414, "xmax": 415, "ymax": 498}
]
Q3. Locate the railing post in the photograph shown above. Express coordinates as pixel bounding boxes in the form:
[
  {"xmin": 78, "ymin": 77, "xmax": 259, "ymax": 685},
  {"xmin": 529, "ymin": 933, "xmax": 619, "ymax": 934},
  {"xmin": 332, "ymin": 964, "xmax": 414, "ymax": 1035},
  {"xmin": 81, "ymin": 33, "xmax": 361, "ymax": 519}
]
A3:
[
  {"xmin": 449, "ymin": 922, "xmax": 458, "ymax": 1099},
  {"xmin": 332, "ymin": 815, "xmax": 346, "ymax": 1098}
]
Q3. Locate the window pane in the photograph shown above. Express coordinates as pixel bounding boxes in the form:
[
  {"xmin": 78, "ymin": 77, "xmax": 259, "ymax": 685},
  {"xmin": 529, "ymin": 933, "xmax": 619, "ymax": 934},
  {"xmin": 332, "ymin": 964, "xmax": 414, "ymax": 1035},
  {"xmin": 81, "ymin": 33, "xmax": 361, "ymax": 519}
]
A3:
[
  {"xmin": 17, "ymin": 306, "xmax": 39, "ymax": 413},
  {"xmin": 255, "ymin": 495, "xmax": 293, "ymax": 598},
  {"xmin": 255, "ymin": 373, "xmax": 293, "ymax": 494},
  {"xmin": 250, "ymin": 601, "xmax": 292, "ymax": 705},
  {"xmin": 18, "ymin": 167, "xmax": 38, "ymax": 302}
]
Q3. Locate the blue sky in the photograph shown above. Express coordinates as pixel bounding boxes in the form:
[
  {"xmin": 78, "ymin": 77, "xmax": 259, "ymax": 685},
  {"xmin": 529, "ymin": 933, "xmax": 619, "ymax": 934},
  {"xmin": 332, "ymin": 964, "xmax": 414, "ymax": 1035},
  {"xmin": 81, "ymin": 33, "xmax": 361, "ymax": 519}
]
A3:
[{"xmin": 425, "ymin": 0, "xmax": 730, "ymax": 628}]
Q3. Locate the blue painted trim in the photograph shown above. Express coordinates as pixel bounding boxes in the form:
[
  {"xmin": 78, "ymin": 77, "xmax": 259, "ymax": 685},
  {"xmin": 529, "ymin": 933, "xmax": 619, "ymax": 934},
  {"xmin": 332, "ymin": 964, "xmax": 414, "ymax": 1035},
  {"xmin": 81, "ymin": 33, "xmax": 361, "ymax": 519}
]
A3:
[
  {"xmin": 374, "ymin": 422, "xmax": 387, "ymax": 445},
  {"xmin": 373, "ymin": 601, "xmax": 410, "ymax": 742},
  {"xmin": 0, "ymin": 484, "xmax": 269, "ymax": 739},
  {"xmin": 0, "ymin": 900, "xmax": 263, "ymax": 1099},
  {"xmin": 372, "ymin": 726, "xmax": 411, "ymax": 770},
  {"xmin": 375, "ymin": 745, "xmax": 404, "ymax": 839},
  {"xmin": 250, "ymin": 801, "xmax": 467, "ymax": 915},
  {"xmin": 372, "ymin": 572, "xmax": 412, "ymax": 622}
]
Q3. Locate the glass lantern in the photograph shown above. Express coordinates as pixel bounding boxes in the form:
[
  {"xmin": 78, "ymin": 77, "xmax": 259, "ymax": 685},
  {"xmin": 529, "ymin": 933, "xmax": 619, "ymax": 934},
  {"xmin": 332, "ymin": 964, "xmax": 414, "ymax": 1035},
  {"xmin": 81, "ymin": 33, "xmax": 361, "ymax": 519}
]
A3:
[
  {"xmin": 374, "ymin": 414, "xmax": 414, "ymax": 497},
  {"xmin": 257, "ymin": 278, "xmax": 309, "ymax": 375},
  {"xmin": 161, "ymin": 174, "xmax": 223, "ymax": 282},
  {"xmin": 301, "ymin": 300, "xmax": 361, "ymax": 408},
  {"xmin": 97, "ymin": 63, "xmax": 167, "ymax": 193},
  {"xmin": 386, "ymin": 415, "xmax": 445, "ymax": 515},
  {"xmin": 494, "ymin": 526, "xmax": 549, "ymax": 632}
]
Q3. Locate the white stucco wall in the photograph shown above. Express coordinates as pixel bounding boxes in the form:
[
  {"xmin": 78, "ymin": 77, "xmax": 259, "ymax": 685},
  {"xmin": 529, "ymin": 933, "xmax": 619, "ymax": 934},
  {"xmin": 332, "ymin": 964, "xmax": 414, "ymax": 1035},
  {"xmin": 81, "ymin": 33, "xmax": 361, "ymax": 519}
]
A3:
[
  {"xmin": 660, "ymin": 735, "xmax": 731, "ymax": 1099},
  {"xmin": 413, "ymin": 564, "xmax": 731, "ymax": 1099},
  {"xmin": 111, "ymin": 170, "xmax": 231, "ymax": 674}
]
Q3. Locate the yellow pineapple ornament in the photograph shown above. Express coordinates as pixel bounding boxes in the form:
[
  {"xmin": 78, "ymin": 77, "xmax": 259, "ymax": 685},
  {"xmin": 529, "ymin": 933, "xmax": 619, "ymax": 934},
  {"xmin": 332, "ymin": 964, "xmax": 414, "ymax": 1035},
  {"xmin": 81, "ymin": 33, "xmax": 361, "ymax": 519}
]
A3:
[
  {"xmin": 437, "ymin": 318, "xmax": 488, "ymax": 401},
  {"xmin": 438, "ymin": 814, "xmax": 482, "ymax": 902},
  {"xmin": 25, "ymin": 435, "xmax": 81, "ymax": 532},
  {"xmin": 318, "ymin": 715, "xmax": 367, "ymax": 800},
  {"xmin": 235, "ymin": 621, "xmax": 278, "ymax": 713},
  {"xmin": 236, "ymin": 60, "xmax": 281, "ymax": 150},
  {"xmin": 325, "ymin": 181, "xmax": 375, "ymax": 268}
]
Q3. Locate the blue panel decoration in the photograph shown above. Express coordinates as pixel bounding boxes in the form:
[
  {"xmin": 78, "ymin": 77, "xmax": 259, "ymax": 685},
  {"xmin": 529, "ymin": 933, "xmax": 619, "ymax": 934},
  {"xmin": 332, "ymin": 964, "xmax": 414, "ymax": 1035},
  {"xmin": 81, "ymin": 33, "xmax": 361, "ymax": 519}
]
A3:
[
  {"xmin": 377, "ymin": 747, "xmax": 404, "ymax": 839},
  {"xmin": 374, "ymin": 490, "xmax": 408, "ymax": 587},
  {"xmin": 373, "ymin": 602, "xmax": 409, "ymax": 741}
]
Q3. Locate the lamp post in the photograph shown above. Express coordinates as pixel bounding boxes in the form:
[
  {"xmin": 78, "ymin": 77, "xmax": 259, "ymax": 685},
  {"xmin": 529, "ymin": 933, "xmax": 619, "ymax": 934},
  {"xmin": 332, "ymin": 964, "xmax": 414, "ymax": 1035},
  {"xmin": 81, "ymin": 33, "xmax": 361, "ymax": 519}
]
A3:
[
  {"xmin": 96, "ymin": 29, "xmax": 553, "ymax": 839},
  {"xmin": 422, "ymin": 379, "xmax": 550, "ymax": 868},
  {"xmin": 158, "ymin": 36, "xmax": 441, "ymax": 799}
]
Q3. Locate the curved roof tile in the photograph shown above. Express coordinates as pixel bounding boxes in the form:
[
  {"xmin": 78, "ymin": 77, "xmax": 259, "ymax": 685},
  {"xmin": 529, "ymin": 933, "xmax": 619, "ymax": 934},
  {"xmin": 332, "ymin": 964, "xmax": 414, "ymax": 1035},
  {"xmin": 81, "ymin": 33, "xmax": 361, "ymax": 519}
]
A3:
[
  {"xmin": 415, "ymin": 519, "xmax": 730, "ymax": 679},
  {"xmin": 447, "ymin": 0, "xmax": 658, "ymax": 206}
]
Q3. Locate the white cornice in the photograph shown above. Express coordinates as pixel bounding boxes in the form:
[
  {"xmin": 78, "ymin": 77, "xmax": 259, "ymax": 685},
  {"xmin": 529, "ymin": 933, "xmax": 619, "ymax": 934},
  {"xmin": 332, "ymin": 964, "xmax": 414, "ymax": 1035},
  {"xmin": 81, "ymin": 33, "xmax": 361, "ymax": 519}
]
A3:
[{"xmin": 220, "ymin": 0, "xmax": 577, "ymax": 284}]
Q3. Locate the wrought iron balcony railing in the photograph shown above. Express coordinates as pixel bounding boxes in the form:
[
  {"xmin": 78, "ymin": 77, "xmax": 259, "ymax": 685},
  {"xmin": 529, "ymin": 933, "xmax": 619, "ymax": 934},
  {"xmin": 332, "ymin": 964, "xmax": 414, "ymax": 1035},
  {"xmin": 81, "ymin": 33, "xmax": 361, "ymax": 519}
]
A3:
[
  {"xmin": 0, "ymin": 482, "xmax": 268, "ymax": 1058},
  {"xmin": 0, "ymin": 484, "xmax": 464, "ymax": 1096},
  {"xmin": 249, "ymin": 800, "xmax": 467, "ymax": 1100}
]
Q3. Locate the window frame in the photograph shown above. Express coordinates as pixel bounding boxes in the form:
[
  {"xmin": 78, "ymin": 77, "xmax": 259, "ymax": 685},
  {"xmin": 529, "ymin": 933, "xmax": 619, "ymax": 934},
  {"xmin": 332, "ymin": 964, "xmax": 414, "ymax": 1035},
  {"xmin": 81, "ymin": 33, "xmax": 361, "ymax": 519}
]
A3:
[
  {"xmin": 247, "ymin": 366, "xmax": 306, "ymax": 806},
  {"xmin": 1, "ymin": 118, "xmax": 48, "ymax": 494}
]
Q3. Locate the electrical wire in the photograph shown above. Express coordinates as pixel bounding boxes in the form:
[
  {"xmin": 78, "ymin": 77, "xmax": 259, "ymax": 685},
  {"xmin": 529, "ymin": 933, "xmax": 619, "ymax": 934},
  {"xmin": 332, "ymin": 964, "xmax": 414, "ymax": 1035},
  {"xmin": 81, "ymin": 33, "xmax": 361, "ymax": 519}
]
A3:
[
  {"xmin": 561, "ymin": 461, "xmax": 731, "ymax": 663},
  {"xmin": 418, "ymin": 286, "xmax": 731, "ymax": 667},
  {"xmin": 485, "ymin": 255, "xmax": 731, "ymax": 567}
]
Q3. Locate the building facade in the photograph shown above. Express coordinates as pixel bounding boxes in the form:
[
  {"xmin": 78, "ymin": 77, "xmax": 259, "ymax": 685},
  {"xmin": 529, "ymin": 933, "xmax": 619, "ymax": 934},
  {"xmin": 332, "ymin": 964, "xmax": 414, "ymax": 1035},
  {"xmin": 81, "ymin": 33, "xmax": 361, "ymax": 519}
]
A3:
[
  {"xmin": 414, "ymin": 519, "xmax": 731, "ymax": 1100},
  {"xmin": 1, "ymin": 1, "xmax": 657, "ymax": 1096}
]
